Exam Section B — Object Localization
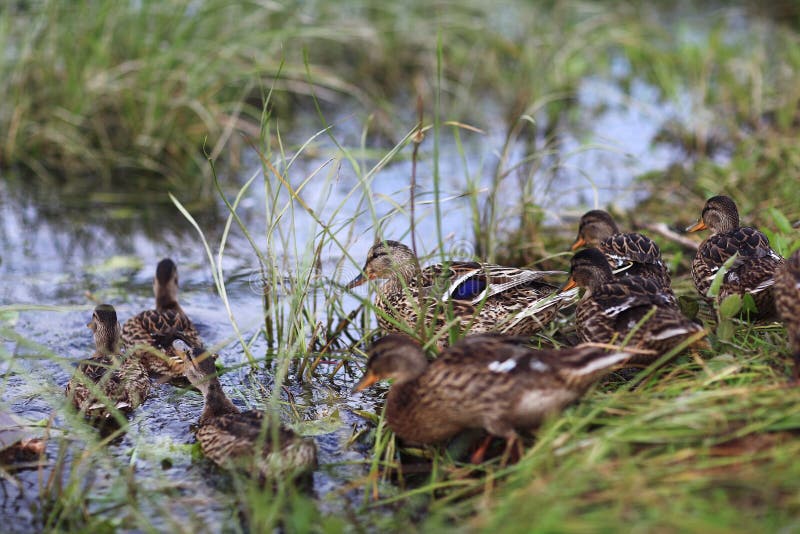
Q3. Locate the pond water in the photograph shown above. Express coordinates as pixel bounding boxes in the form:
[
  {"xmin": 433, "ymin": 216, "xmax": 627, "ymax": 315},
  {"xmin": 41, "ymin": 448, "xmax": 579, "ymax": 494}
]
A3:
[{"xmin": 0, "ymin": 8, "xmax": 750, "ymax": 524}]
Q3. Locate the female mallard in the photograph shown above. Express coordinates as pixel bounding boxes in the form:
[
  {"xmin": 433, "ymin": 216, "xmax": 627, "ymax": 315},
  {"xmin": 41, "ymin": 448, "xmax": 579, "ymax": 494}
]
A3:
[
  {"xmin": 571, "ymin": 209, "xmax": 672, "ymax": 291},
  {"xmin": 65, "ymin": 304, "xmax": 150, "ymax": 420},
  {"xmin": 562, "ymin": 248, "xmax": 704, "ymax": 362},
  {"xmin": 353, "ymin": 333, "xmax": 631, "ymax": 461},
  {"xmin": 171, "ymin": 336, "xmax": 317, "ymax": 480},
  {"xmin": 775, "ymin": 248, "xmax": 800, "ymax": 379},
  {"xmin": 347, "ymin": 240, "xmax": 576, "ymax": 345},
  {"xmin": 122, "ymin": 258, "xmax": 204, "ymax": 379},
  {"xmin": 686, "ymin": 195, "xmax": 784, "ymax": 318},
  {"xmin": 0, "ymin": 411, "xmax": 45, "ymax": 466}
]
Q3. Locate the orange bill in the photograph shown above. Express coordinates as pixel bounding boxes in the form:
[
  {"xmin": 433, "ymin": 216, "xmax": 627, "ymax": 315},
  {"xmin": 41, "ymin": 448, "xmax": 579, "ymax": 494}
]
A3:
[
  {"xmin": 570, "ymin": 236, "xmax": 586, "ymax": 251},
  {"xmin": 685, "ymin": 219, "xmax": 707, "ymax": 232},
  {"xmin": 560, "ymin": 276, "xmax": 578, "ymax": 292},
  {"xmin": 352, "ymin": 371, "xmax": 379, "ymax": 393},
  {"xmin": 346, "ymin": 273, "xmax": 367, "ymax": 289}
]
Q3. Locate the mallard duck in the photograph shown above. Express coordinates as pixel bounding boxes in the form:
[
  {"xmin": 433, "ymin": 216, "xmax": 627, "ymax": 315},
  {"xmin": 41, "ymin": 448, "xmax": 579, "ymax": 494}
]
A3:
[
  {"xmin": 571, "ymin": 209, "xmax": 672, "ymax": 291},
  {"xmin": 686, "ymin": 195, "xmax": 784, "ymax": 318},
  {"xmin": 0, "ymin": 411, "xmax": 45, "ymax": 467},
  {"xmin": 65, "ymin": 304, "xmax": 150, "ymax": 420},
  {"xmin": 353, "ymin": 333, "xmax": 632, "ymax": 461},
  {"xmin": 774, "ymin": 248, "xmax": 800, "ymax": 379},
  {"xmin": 562, "ymin": 248, "xmax": 704, "ymax": 362},
  {"xmin": 347, "ymin": 240, "xmax": 577, "ymax": 345},
  {"xmin": 171, "ymin": 335, "xmax": 317, "ymax": 480},
  {"xmin": 122, "ymin": 258, "xmax": 204, "ymax": 379}
]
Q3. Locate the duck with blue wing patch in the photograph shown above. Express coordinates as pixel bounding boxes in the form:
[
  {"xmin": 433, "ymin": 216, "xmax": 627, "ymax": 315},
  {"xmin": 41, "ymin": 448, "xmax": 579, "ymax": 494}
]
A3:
[
  {"xmin": 562, "ymin": 248, "xmax": 705, "ymax": 363},
  {"xmin": 352, "ymin": 333, "xmax": 632, "ymax": 462},
  {"xmin": 347, "ymin": 240, "xmax": 577, "ymax": 346},
  {"xmin": 687, "ymin": 195, "xmax": 784, "ymax": 319}
]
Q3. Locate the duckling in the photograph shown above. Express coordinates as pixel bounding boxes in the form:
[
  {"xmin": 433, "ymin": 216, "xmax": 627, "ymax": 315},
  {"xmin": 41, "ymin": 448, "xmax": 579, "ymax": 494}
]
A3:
[
  {"xmin": 347, "ymin": 240, "xmax": 576, "ymax": 345},
  {"xmin": 562, "ymin": 248, "xmax": 704, "ymax": 362},
  {"xmin": 571, "ymin": 209, "xmax": 672, "ymax": 292},
  {"xmin": 122, "ymin": 258, "xmax": 204, "ymax": 379},
  {"xmin": 353, "ymin": 333, "xmax": 632, "ymax": 461},
  {"xmin": 687, "ymin": 195, "xmax": 784, "ymax": 318},
  {"xmin": 65, "ymin": 304, "xmax": 149, "ymax": 420},
  {"xmin": 774, "ymin": 248, "xmax": 800, "ymax": 379},
  {"xmin": 172, "ymin": 336, "xmax": 317, "ymax": 480}
]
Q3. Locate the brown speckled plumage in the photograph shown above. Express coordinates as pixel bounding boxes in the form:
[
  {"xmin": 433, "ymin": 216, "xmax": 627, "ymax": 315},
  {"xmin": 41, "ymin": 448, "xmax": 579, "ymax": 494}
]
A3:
[
  {"xmin": 347, "ymin": 241, "xmax": 577, "ymax": 345},
  {"xmin": 122, "ymin": 258, "xmax": 204, "ymax": 379},
  {"xmin": 173, "ymin": 338, "xmax": 317, "ymax": 480},
  {"xmin": 572, "ymin": 210, "xmax": 673, "ymax": 292},
  {"xmin": 564, "ymin": 248, "xmax": 704, "ymax": 362},
  {"xmin": 65, "ymin": 305, "xmax": 149, "ymax": 420},
  {"xmin": 774, "ymin": 249, "xmax": 800, "ymax": 378},
  {"xmin": 353, "ymin": 334, "xmax": 631, "ymax": 448},
  {"xmin": 687, "ymin": 196, "xmax": 784, "ymax": 318},
  {"xmin": 0, "ymin": 411, "xmax": 45, "ymax": 465}
]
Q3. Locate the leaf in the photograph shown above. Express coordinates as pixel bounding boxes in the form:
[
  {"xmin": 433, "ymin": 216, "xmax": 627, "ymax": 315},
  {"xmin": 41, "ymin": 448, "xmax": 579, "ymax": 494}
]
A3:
[
  {"xmin": 292, "ymin": 409, "xmax": 343, "ymax": 436},
  {"xmin": 0, "ymin": 310, "xmax": 19, "ymax": 327},
  {"xmin": 718, "ymin": 294, "xmax": 742, "ymax": 320},
  {"xmin": 87, "ymin": 255, "xmax": 143, "ymax": 274},
  {"xmin": 768, "ymin": 208, "xmax": 793, "ymax": 234},
  {"xmin": 678, "ymin": 296, "xmax": 700, "ymax": 320},
  {"xmin": 707, "ymin": 253, "xmax": 738, "ymax": 298},
  {"xmin": 351, "ymin": 409, "xmax": 380, "ymax": 424},
  {"xmin": 741, "ymin": 293, "xmax": 758, "ymax": 315},
  {"xmin": 716, "ymin": 319, "xmax": 735, "ymax": 342}
]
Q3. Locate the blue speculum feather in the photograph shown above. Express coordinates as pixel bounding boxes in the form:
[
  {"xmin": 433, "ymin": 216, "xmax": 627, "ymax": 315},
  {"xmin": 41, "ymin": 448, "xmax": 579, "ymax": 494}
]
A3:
[{"xmin": 452, "ymin": 278, "xmax": 487, "ymax": 300}]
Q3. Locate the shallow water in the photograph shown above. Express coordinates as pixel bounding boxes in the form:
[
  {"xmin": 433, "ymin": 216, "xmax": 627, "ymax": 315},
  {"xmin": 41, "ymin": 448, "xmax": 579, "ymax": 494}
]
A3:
[{"xmin": 0, "ymin": 5, "xmax": 769, "ymax": 525}]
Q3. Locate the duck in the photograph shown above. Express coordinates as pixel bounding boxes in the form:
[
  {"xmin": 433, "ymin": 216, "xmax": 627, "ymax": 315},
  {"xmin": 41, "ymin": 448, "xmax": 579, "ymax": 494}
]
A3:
[
  {"xmin": 774, "ymin": 248, "xmax": 800, "ymax": 379},
  {"xmin": 346, "ymin": 240, "xmax": 577, "ymax": 346},
  {"xmin": 571, "ymin": 209, "xmax": 672, "ymax": 292},
  {"xmin": 686, "ymin": 195, "xmax": 784, "ymax": 318},
  {"xmin": 561, "ymin": 248, "xmax": 705, "ymax": 362},
  {"xmin": 352, "ymin": 333, "xmax": 632, "ymax": 462},
  {"xmin": 169, "ymin": 334, "xmax": 317, "ymax": 480},
  {"xmin": 65, "ymin": 304, "xmax": 150, "ymax": 420},
  {"xmin": 0, "ymin": 411, "xmax": 45, "ymax": 466},
  {"xmin": 122, "ymin": 258, "xmax": 205, "ymax": 380}
]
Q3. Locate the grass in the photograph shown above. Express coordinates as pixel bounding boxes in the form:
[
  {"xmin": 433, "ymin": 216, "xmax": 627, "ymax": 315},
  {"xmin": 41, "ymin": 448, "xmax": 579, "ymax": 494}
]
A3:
[
  {"xmin": 2, "ymin": 1, "xmax": 800, "ymax": 532},
  {"xmin": 0, "ymin": 0, "xmax": 641, "ymax": 199}
]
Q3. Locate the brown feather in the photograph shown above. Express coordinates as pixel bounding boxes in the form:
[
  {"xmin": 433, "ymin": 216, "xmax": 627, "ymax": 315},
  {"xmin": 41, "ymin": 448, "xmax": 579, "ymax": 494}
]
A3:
[
  {"xmin": 689, "ymin": 196, "xmax": 784, "ymax": 318},
  {"xmin": 355, "ymin": 334, "xmax": 631, "ymax": 446},
  {"xmin": 774, "ymin": 249, "xmax": 800, "ymax": 377}
]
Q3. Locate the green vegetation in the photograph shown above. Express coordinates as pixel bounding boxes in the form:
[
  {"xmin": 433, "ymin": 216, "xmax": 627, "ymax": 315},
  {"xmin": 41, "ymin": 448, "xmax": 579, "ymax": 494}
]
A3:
[{"xmin": 2, "ymin": 0, "xmax": 800, "ymax": 532}]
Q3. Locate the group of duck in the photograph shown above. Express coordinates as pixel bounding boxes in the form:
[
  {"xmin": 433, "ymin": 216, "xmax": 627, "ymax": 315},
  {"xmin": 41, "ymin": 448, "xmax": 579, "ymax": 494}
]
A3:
[
  {"xmin": 64, "ymin": 259, "xmax": 317, "ymax": 480},
  {"xmin": 346, "ymin": 195, "xmax": 800, "ymax": 461},
  {"xmin": 62, "ymin": 194, "xmax": 800, "ymax": 478}
]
